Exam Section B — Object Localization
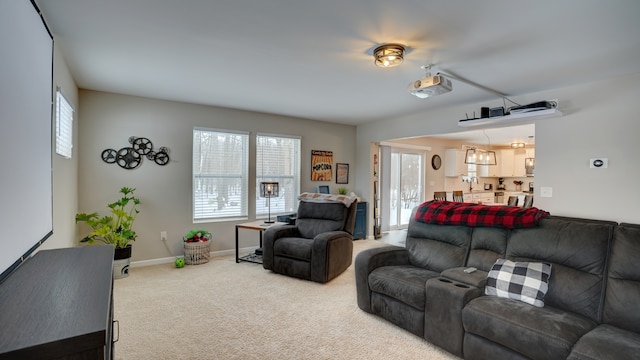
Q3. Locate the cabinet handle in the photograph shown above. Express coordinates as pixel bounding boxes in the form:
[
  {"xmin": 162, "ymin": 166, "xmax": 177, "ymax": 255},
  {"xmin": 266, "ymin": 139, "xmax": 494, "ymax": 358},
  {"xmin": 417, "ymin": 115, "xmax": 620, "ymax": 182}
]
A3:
[{"xmin": 113, "ymin": 319, "xmax": 119, "ymax": 343}]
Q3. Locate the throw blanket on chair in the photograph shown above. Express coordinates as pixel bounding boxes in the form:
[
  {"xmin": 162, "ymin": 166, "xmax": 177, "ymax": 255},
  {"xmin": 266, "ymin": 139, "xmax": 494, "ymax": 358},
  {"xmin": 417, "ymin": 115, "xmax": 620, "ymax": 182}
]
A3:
[
  {"xmin": 297, "ymin": 192, "xmax": 358, "ymax": 207},
  {"xmin": 414, "ymin": 200, "xmax": 549, "ymax": 229}
]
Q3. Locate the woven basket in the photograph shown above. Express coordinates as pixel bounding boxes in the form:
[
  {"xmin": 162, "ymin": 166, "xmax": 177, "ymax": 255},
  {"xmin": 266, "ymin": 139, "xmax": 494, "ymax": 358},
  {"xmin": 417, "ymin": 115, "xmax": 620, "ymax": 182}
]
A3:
[{"xmin": 183, "ymin": 238, "xmax": 211, "ymax": 265}]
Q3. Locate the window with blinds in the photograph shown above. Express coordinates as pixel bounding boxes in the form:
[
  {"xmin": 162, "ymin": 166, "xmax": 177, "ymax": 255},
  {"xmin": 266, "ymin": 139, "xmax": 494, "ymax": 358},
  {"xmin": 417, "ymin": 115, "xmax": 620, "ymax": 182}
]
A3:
[
  {"xmin": 193, "ymin": 128, "xmax": 249, "ymax": 221},
  {"xmin": 256, "ymin": 133, "xmax": 301, "ymax": 218},
  {"xmin": 55, "ymin": 88, "xmax": 73, "ymax": 158}
]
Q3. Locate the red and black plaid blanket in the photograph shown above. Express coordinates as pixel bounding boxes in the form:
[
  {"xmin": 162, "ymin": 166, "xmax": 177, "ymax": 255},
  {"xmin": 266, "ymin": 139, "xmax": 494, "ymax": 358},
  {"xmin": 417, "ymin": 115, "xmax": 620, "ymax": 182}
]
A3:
[{"xmin": 414, "ymin": 201, "xmax": 549, "ymax": 229}]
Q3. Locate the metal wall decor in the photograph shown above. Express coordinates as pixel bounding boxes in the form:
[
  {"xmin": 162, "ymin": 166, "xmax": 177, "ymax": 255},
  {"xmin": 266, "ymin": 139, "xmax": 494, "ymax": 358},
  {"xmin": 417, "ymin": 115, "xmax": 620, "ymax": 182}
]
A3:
[{"xmin": 101, "ymin": 136, "xmax": 170, "ymax": 170}]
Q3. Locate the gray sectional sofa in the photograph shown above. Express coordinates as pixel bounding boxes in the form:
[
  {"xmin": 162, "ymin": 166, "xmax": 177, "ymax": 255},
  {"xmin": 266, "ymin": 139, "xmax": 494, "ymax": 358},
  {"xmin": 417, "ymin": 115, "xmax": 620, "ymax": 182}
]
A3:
[{"xmin": 355, "ymin": 206, "xmax": 640, "ymax": 359}]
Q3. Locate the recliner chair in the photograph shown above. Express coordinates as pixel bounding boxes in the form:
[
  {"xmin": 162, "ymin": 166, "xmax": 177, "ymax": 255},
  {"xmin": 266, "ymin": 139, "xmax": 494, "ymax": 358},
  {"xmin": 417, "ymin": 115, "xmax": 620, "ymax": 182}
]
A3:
[{"xmin": 262, "ymin": 200, "xmax": 357, "ymax": 283}]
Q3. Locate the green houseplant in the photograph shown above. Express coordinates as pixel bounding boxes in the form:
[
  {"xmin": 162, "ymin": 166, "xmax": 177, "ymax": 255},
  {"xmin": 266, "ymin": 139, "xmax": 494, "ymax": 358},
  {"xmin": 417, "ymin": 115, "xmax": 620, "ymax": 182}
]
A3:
[
  {"xmin": 75, "ymin": 187, "xmax": 141, "ymax": 248},
  {"xmin": 76, "ymin": 187, "xmax": 140, "ymax": 278}
]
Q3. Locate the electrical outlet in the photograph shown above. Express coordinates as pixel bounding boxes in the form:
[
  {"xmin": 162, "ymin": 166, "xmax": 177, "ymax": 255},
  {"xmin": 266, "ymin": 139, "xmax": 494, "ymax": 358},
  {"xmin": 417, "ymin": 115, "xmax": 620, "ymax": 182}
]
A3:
[{"xmin": 160, "ymin": 231, "xmax": 167, "ymax": 241}]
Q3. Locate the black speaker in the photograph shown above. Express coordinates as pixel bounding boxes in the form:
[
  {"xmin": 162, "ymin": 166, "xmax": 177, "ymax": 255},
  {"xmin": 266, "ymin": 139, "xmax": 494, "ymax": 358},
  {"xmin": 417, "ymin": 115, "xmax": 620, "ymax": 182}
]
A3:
[{"xmin": 481, "ymin": 107, "xmax": 490, "ymax": 118}]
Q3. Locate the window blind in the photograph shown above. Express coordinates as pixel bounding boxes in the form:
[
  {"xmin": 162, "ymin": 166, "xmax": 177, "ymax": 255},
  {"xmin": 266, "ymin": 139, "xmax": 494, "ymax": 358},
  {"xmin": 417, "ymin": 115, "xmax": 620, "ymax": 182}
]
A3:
[
  {"xmin": 193, "ymin": 128, "xmax": 249, "ymax": 221},
  {"xmin": 55, "ymin": 88, "xmax": 73, "ymax": 159},
  {"xmin": 256, "ymin": 133, "xmax": 301, "ymax": 218}
]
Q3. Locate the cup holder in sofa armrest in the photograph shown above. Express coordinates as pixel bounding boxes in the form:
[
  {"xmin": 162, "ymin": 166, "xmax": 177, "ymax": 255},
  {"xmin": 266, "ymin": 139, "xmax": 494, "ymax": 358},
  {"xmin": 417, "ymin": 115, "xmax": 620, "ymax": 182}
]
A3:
[
  {"xmin": 441, "ymin": 267, "xmax": 488, "ymax": 288},
  {"xmin": 425, "ymin": 276, "xmax": 484, "ymax": 357},
  {"xmin": 437, "ymin": 278, "xmax": 470, "ymax": 288}
]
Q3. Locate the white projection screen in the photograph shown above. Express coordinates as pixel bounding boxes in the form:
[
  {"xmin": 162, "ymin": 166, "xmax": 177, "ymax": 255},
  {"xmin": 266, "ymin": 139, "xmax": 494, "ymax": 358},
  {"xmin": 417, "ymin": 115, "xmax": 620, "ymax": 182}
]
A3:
[{"xmin": 0, "ymin": 0, "xmax": 53, "ymax": 281}]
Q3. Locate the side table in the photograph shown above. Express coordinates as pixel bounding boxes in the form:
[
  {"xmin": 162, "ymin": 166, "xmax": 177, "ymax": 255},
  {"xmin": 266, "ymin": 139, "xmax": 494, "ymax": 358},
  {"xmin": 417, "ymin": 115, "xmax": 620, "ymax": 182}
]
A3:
[{"xmin": 235, "ymin": 220, "xmax": 286, "ymax": 264}]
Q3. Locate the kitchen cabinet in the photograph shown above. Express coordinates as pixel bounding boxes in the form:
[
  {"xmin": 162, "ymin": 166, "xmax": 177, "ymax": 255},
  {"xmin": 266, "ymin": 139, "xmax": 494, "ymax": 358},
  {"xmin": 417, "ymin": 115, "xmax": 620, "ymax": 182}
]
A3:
[
  {"xmin": 463, "ymin": 192, "xmax": 494, "ymax": 204},
  {"xmin": 499, "ymin": 149, "xmax": 515, "ymax": 177},
  {"xmin": 445, "ymin": 149, "xmax": 468, "ymax": 177},
  {"xmin": 498, "ymin": 149, "xmax": 528, "ymax": 177},
  {"xmin": 513, "ymin": 151, "xmax": 526, "ymax": 177}
]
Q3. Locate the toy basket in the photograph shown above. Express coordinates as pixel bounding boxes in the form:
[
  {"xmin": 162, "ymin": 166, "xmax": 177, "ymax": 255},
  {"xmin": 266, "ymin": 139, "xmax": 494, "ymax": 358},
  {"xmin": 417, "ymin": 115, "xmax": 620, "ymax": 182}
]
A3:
[{"xmin": 183, "ymin": 237, "xmax": 211, "ymax": 265}]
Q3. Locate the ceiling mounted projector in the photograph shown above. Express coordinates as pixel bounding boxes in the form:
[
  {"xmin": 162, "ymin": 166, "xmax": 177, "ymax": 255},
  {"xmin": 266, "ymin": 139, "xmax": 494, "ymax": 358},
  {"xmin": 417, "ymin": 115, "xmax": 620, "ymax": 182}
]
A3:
[{"xmin": 408, "ymin": 74, "xmax": 453, "ymax": 98}]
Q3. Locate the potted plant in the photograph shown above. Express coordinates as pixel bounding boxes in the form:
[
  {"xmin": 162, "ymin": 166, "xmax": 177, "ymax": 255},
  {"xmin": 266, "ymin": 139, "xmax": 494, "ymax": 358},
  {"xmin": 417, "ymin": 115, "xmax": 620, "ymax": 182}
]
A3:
[
  {"xmin": 513, "ymin": 180, "xmax": 524, "ymax": 191},
  {"xmin": 76, "ymin": 187, "xmax": 140, "ymax": 278}
]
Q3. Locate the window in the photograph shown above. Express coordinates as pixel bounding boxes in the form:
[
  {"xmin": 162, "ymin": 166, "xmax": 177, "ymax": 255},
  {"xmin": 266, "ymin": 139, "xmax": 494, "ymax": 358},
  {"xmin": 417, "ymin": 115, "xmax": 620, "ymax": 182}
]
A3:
[
  {"xmin": 55, "ymin": 88, "xmax": 74, "ymax": 158},
  {"xmin": 256, "ymin": 133, "xmax": 300, "ymax": 218},
  {"xmin": 193, "ymin": 128, "xmax": 249, "ymax": 222}
]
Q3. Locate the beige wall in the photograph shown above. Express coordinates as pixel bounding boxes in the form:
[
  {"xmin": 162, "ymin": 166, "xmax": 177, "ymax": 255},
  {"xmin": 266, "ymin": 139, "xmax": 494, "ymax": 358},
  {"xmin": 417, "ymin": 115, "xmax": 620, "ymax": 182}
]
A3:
[
  {"xmin": 76, "ymin": 90, "xmax": 356, "ymax": 262},
  {"xmin": 355, "ymin": 73, "xmax": 640, "ymax": 229}
]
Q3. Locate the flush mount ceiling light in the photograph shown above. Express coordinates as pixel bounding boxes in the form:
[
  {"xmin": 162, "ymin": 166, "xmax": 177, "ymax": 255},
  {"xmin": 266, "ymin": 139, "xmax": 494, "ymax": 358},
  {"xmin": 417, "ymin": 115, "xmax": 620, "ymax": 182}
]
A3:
[
  {"xmin": 373, "ymin": 44, "xmax": 405, "ymax": 68},
  {"xmin": 511, "ymin": 142, "xmax": 525, "ymax": 148}
]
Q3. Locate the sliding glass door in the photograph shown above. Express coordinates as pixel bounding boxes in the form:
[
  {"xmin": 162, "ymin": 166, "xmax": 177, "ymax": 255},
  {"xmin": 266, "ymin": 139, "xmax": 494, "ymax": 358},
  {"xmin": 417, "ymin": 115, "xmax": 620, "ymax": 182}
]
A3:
[{"xmin": 389, "ymin": 150, "xmax": 424, "ymax": 229}]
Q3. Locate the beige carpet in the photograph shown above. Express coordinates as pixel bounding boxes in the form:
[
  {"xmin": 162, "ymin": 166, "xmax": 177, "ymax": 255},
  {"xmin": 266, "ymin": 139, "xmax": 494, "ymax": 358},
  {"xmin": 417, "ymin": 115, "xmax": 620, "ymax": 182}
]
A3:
[{"xmin": 113, "ymin": 240, "xmax": 461, "ymax": 360}]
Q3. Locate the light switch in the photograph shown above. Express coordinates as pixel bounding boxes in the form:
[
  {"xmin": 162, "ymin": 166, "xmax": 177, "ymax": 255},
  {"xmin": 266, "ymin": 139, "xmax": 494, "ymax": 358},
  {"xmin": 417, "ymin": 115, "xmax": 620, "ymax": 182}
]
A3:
[{"xmin": 540, "ymin": 187, "xmax": 552, "ymax": 198}]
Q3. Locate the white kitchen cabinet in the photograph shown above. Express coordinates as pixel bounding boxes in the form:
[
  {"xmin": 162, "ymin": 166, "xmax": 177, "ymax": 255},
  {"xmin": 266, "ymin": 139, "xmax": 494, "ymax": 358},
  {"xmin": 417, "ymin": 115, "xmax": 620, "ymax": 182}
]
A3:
[
  {"xmin": 499, "ymin": 149, "xmax": 514, "ymax": 177},
  {"xmin": 513, "ymin": 151, "xmax": 526, "ymax": 177},
  {"xmin": 445, "ymin": 148, "xmax": 468, "ymax": 177},
  {"xmin": 473, "ymin": 192, "xmax": 494, "ymax": 204},
  {"xmin": 498, "ymin": 149, "xmax": 528, "ymax": 177},
  {"xmin": 462, "ymin": 192, "xmax": 494, "ymax": 204}
]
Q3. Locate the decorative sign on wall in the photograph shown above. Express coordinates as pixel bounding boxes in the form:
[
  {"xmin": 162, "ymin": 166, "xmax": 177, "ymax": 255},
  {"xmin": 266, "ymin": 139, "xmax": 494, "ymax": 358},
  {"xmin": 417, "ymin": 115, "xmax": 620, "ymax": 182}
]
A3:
[
  {"xmin": 311, "ymin": 150, "xmax": 333, "ymax": 181},
  {"xmin": 336, "ymin": 163, "xmax": 349, "ymax": 184},
  {"xmin": 101, "ymin": 136, "xmax": 170, "ymax": 170}
]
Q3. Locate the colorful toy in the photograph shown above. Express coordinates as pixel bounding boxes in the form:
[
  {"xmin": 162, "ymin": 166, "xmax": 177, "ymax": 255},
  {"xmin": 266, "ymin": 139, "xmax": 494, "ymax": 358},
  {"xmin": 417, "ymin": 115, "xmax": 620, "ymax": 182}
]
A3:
[
  {"xmin": 175, "ymin": 257, "xmax": 185, "ymax": 268},
  {"xmin": 183, "ymin": 229, "xmax": 211, "ymax": 243}
]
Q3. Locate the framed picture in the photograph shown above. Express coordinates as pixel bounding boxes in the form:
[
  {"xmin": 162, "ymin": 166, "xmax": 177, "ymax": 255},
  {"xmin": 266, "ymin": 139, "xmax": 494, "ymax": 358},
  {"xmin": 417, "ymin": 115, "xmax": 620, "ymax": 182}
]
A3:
[
  {"xmin": 336, "ymin": 163, "xmax": 349, "ymax": 184},
  {"xmin": 311, "ymin": 150, "xmax": 333, "ymax": 181},
  {"xmin": 316, "ymin": 185, "xmax": 330, "ymax": 194}
]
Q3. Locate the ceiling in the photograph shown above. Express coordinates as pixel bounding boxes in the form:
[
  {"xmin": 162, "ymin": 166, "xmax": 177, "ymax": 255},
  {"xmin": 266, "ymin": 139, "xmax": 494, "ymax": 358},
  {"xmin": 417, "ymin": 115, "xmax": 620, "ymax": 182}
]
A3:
[{"xmin": 37, "ymin": 0, "xmax": 640, "ymax": 134}]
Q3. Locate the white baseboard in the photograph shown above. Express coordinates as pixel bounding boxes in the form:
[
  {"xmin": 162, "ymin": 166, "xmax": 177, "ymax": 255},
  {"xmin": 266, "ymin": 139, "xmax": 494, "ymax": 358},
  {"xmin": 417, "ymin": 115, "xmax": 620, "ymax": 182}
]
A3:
[{"xmin": 130, "ymin": 246, "xmax": 259, "ymax": 268}]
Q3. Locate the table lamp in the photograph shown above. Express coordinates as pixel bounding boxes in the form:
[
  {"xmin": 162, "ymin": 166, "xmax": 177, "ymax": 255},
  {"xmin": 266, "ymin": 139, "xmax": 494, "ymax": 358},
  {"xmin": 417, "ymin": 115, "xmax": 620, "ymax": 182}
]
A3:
[{"xmin": 260, "ymin": 182, "xmax": 279, "ymax": 224}]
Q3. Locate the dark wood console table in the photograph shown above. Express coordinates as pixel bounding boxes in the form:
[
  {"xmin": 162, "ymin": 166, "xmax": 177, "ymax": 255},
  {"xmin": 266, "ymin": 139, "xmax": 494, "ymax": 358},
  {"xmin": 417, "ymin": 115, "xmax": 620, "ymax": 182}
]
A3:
[{"xmin": 0, "ymin": 245, "xmax": 115, "ymax": 359}]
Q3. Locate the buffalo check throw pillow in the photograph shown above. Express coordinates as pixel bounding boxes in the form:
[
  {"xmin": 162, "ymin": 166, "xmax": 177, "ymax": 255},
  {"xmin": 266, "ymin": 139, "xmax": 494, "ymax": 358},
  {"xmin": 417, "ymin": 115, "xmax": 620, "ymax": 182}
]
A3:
[{"xmin": 485, "ymin": 259, "xmax": 552, "ymax": 307}]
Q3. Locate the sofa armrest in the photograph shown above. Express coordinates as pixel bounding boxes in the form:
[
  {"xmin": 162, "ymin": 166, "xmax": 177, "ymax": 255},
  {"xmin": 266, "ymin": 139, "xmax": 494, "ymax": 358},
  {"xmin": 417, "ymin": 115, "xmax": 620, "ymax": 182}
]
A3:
[
  {"xmin": 309, "ymin": 230, "xmax": 354, "ymax": 283},
  {"xmin": 441, "ymin": 267, "xmax": 489, "ymax": 288},
  {"xmin": 425, "ymin": 277, "xmax": 485, "ymax": 357},
  {"xmin": 355, "ymin": 245, "xmax": 409, "ymax": 313},
  {"xmin": 262, "ymin": 225, "xmax": 300, "ymax": 270}
]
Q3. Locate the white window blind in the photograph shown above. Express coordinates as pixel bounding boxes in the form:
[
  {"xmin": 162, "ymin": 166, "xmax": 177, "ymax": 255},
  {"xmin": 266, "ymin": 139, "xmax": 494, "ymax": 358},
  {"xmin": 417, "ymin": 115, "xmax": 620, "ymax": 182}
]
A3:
[
  {"xmin": 55, "ymin": 88, "xmax": 73, "ymax": 158},
  {"xmin": 256, "ymin": 133, "xmax": 301, "ymax": 218},
  {"xmin": 193, "ymin": 128, "xmax": 249, "ymax": 221}
]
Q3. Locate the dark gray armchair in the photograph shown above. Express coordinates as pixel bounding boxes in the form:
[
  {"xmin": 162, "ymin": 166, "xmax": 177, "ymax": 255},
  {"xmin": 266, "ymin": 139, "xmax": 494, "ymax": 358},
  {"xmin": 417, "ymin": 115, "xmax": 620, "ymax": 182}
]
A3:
[{"xmin": 262, "ymin": 200, "xmax": 357, "ymax": 283}]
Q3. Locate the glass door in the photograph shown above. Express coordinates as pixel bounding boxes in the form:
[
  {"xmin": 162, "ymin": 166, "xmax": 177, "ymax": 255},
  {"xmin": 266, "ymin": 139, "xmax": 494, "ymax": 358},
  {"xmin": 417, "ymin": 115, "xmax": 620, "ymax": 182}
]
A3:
[{"xmin": 389, "ymin": 150, "xmax": 424, "ymax": 230}]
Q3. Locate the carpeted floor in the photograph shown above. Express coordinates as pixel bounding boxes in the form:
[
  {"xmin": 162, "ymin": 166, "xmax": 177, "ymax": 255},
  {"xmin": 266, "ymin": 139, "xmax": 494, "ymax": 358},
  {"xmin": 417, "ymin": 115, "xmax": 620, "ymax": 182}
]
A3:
[{"xmin": 113, "ymin": 239, "xmax": 460, "ymax": 359}]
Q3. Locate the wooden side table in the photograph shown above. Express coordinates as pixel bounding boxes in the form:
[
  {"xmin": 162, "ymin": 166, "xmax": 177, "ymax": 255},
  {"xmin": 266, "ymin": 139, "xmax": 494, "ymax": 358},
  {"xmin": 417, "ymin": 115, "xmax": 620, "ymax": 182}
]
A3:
[{"xmin": 235, "ymin": 220, "xmax": 286, "ymax": 264}]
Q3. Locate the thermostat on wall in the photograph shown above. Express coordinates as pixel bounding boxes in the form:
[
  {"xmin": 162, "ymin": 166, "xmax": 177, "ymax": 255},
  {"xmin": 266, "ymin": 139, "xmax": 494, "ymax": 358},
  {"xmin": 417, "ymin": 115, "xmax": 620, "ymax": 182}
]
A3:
[{"xmin": 590, "ymin": 158, "xmax": 608, "ymax": 168}]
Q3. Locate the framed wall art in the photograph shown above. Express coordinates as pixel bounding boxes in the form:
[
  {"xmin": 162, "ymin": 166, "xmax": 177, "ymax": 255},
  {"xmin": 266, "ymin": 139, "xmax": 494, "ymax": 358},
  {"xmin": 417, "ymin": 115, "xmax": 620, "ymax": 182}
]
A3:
[
  {"xmin": 311, "ymin": 150, "xmax": 333, "ymax": 181},
  {"xmin": 336, "ymin": 163, "xmax": 349, "ymax": 184}
]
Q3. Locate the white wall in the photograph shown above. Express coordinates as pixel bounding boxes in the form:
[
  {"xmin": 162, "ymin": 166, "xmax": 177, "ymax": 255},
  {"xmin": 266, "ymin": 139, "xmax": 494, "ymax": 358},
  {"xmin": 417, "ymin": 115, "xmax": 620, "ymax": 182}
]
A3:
[
  {"xmin": 355, "ymin": 73, "xmax": 640, "ymax": 230},
  {"xmin": 41, "ymin": 43, "xmax": 79, "ymax": 251},
  {"xmin": 77, "ymin": 90, "xmax": 356, "ymax": 262}
]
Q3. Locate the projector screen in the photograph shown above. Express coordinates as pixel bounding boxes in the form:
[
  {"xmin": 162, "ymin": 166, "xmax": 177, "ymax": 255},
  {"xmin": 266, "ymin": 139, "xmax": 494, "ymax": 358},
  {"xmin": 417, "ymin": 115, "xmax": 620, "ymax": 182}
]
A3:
[{"xmin": 0, "ymin": 0, "xmax": 54, "ymax": 282}]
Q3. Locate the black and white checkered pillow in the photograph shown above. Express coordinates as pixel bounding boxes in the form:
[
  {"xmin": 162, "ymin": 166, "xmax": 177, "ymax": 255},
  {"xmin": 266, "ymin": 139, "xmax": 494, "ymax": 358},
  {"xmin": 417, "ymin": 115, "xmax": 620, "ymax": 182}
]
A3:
[{"xmin": 485, "ymin": 259, "xmax": 552, "ymax": 307}]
